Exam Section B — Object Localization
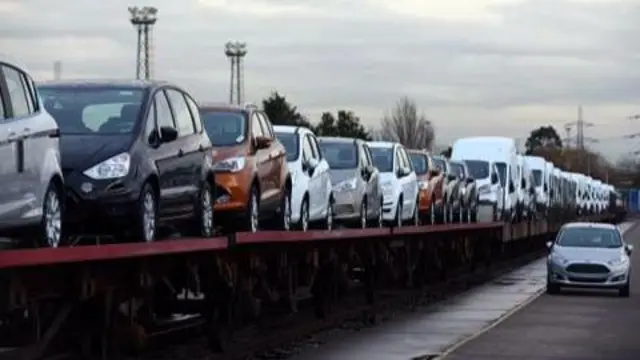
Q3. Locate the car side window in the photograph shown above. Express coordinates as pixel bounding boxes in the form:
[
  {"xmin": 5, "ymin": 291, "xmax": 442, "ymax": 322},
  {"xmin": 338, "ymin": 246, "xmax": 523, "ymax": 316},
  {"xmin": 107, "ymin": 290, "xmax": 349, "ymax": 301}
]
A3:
[
  {"xmin": 184, "ymin": 95, "xmax": 202, "ymax": 133},
  {"xmin": 307, "ymin": 134, "xmax": 320, "ymax": 160},
  {"xmin": 155, "ymin": 90, "xmax": 175, "ymax": 129},
  {"xmin": 144, "ymin": 100, "xmax": 157, "ymax": 141},
  {"xmin": 363, "ymin": 145, "xmax": 373, "ymax": 168},
  {"xmin": 166, "ymin": 89, "xmax": 195, "ymax": 137},
  {"xmin": 258, "ymin": 113, "xmax": 274, "ymax": 138},
  {"xmin": 2, "ymin": 65, "xmax": 31, "ymax": 118},
  {"xmin": 0, "ymin": 86, "xmax": 6, "ymax": 120},
  {"xmin": 23, "ymin": 74, "xmax": 39, "ymax": 113},
  {"xmin": 302, "ymin": 135, "xmax": 314, "ymax": 162},
  {"xmin": 394, "ymin": 147, "xmax": 402, "ymax": 170},
  {"xmin": 251, "ymin": 113, "xmax": 263, "ymax": 137},
  {"xmin": 400, "ymin": 148, "xmax": 413, "ymax": 171},
  {"xmin": 358, "ymin": 144, "xmax": 368, "ymax": 167}
]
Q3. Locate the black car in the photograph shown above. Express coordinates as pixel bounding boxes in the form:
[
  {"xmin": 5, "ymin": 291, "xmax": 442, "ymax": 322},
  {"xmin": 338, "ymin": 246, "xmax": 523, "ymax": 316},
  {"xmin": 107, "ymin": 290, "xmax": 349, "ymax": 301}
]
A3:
[{"xmin": 37, "ymin": 80, "xmax": 215, "ymax": 242}]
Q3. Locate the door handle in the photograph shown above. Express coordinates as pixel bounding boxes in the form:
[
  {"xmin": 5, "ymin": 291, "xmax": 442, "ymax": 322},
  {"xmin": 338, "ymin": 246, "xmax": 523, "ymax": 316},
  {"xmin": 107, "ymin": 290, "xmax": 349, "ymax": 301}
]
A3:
[{"xmin": 178, "ymin": 149, "xmax": 184, "ymax": 157}]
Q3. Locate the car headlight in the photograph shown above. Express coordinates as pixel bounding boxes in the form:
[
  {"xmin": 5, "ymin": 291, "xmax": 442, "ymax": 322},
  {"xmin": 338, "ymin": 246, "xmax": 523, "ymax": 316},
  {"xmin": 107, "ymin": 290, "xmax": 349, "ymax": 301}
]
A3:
[
  {"xmin": 478, "ymin": 184, "xmax": 491, "ymax": 194},
  {"xmin": 83, "ymin": 152, "xmax": 130, "ymax": 180},
  {"xmin": 213, "ymin": 156, "xmax": 245, "ymax": 172},
  {"xmin": 335, "ymin": 178, "xmax": 357, "ymax": 191},
  {"xmin": 418, "ymin": 180, "xmax": 428, "ymax": 190},
  {"xmin": 550, "ymin": 252, "xmax": 568, "ymax": 265},
  {"xmin": 608, "ymin": 257, "xmax": 628, "ymax": 267}
]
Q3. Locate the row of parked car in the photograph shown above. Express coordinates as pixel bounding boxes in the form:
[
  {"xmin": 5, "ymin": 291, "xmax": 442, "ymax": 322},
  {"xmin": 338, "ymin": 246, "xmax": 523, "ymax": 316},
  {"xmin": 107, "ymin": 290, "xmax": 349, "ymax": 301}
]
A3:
[{"xmin": 0, "ymin": 58, "xmax": 617, "ymax": 248}]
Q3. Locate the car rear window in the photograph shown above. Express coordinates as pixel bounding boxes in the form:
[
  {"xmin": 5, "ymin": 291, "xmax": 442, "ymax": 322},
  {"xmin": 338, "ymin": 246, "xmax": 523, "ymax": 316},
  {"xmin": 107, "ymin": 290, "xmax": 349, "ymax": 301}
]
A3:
[{"xmin": 200, "ymin": 110, "xmax": 246, "ymax": 146}]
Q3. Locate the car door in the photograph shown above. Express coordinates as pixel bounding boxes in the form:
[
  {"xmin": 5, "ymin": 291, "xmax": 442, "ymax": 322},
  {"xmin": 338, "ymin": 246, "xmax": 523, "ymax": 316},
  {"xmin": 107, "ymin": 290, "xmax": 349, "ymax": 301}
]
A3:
[
  {"xmin": 147, "ymin": 89, "xmax": 183, "ymax": 217},
  {"xmin": 305, "ymin": 133, "xmax": 326, "ymax": 218},
  {"xmin": 0, "ymin": 66, "xmax": 24, "ymax": 226},
  {"xmin": 399, "ymin": 147, "xmax": 417, "ymax": 212},
  {"xmin": 360, "ymin": 143, "xmax": 377, "ymax": 216},
  {"xmin": 165, "ymin": 88, "xmax": 204, "ymax": 214},
  {"xmin": 250, "ymin": 113, "xmax": 273, "ymax": 206}
]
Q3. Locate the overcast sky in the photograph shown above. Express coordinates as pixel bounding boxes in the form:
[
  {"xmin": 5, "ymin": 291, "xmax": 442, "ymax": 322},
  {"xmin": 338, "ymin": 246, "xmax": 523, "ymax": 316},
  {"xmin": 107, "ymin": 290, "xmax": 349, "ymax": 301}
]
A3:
[{"xmin": 1, "ymin": 0, "xmax": 639, "ymax": 160}]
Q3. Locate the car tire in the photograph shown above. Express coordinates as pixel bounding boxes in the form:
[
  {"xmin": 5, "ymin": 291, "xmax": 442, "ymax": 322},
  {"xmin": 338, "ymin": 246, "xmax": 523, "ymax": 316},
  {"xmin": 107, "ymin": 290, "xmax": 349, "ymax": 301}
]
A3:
[
  {"xmin": 245, "ymin": 185, "xmax": 260, "ymax": 233},
  {"xmin": 429, "ymin": 201, "xmax": 436, "ymax": 225},
  {"xmin": 360, "ymin": 199, "xmax": 367, "ymax": 229},
  {"xmin": 187, "ymin": 181, "xmax": 215, "ymax": 237},
  {"xmin": 619, "ymin": 277, "xmax": 630, "ymax": 297},
  {"xmin": 546, "ymin": 276, "xmax": 560, "ymax": 295},
  {"xmin": 299, "ymin": 197, "xmax": 310, "ymax": 232},
  {"xmin": 412, "ymin": 198, "xmax": 419, "ymax": 226},
  {"xmin": 39, "ymin": 181, "xmax": 64, "ymax": 248},
  {"xmin": 324, "ymin": 198, "xmax": 334, "ymax": 230},
  {"xmin": 395, "ymin": 199, "xmax": 403, "ymax": 227},
  {"xmin": 135, "ymin": 183, "xmax": 158, "ymax": 243},
  {"xmin": 276, "ymin": 188, "xmax": 292, "ymax": 231},
  {"xmin": 377, "ymin": 197, "xmax": 384, "ymax": 228}
]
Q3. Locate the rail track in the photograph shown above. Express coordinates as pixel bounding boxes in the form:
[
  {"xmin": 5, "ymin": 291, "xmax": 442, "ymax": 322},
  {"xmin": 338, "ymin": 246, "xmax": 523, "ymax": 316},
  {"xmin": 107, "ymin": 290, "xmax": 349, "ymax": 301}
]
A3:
[{"xmin": 127, "ymin": 246, "xmax": 546, "ymax": 360}]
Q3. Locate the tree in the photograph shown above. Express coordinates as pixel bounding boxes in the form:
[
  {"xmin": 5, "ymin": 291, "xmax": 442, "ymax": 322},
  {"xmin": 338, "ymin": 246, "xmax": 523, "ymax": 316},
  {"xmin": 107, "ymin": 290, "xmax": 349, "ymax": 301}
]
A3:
[
  {"xmin": 440, "ymin": 146, "xmax": 452, "ymax": 158},
  {"xmin": 525, "ymin": 125, "xmax": 562, "ymax": 155},
  {"xmin": 262, "ymin": 92, "xmax": 312, "ymax": 128},
  {"xmin": 315, "ymin": 110, "xmax": 372, "ymax": 140},
  {"xmin": 379, "ymin": 97, "xmax": 435, "ymax": 150}
]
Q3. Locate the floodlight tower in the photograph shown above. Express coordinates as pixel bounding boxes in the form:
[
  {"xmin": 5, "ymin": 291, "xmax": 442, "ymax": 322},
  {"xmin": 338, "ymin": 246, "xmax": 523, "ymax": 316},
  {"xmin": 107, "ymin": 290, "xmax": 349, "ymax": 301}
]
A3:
[
  {"xmin": 129, "ymin": 6, "xmax": 158, "ymax": 80},
  {"xmin": 225, "ymin": 41, "xmax": 247, "ymax": 104}
]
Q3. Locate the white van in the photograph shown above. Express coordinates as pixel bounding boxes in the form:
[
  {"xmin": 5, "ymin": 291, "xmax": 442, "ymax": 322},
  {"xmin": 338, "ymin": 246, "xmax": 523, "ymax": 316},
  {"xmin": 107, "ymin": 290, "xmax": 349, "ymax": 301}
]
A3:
[
  {"xmin": 524, "ymin": 156, "xmax": 547, "ymax": 212},
  {"xmin": 543, "ymin": 161, "xmax": 554, "ymax": 210},
  {"xmin": 515, "ymin": 155, "xmax": 535, "ymax": 220},
  {"xmin": 451, "ymin": 136, "xmax": 517, "ymax": 221}
]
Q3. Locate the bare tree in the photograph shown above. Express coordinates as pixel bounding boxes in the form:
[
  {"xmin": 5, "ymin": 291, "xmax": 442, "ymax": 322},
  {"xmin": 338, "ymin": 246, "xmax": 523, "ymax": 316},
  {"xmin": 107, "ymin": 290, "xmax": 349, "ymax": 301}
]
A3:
[{"xmin": 379, "ymin": 97, "xmax": 435, "ymax": 150}]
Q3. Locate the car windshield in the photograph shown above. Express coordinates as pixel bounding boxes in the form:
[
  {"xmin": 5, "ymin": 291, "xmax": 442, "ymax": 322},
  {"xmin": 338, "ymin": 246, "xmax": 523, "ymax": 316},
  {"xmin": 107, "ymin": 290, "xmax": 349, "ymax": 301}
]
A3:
[
  {"xmin": 495, "ymin": 162, "xmax": 507, "ymax": 186},
  {"xmin": 556, "ymin": 227, "xmax": 623, "ymax": 248},
  {"xmin": 450, "ymin": 162, "xmax": 464, "ymax": 178},
  {"xmin": 38, "ymin": 86, "xmax": 145, "ymax": 135},
  {"xmin": 432, "ymin": 157, "xmax": 447, "ymax": 173},
  {"xmin": 201, "ymin": 110, "xmax": 246, "ymax": 146},
  {"xmin": 370, "ymin": 147, "xmax": 393, "ymax": 172},
  {"xmin": 464, "ymin": 160, "xmax": 489, "ymax": 179},
  {"xmin": 275, "ymin": 132, "xmax": 299, "ymax": 161},
  {"xmin": 532, "ymin": 170, "xmax": 542, "ymax": 186},
  {"xmin": 409, "ymin": 153, "xmax": 429, "ymax": 175},
  {"xmin": 319, "ymin": 141, "xmax": 358, "ymax": 169}
]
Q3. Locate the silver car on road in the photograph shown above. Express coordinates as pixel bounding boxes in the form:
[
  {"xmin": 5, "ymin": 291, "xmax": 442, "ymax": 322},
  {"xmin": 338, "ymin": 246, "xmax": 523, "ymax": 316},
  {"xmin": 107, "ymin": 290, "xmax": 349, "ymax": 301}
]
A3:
[
  {"xmin": 318, "ymin": 137, "xmax": 383, "ymax": 228},
  {"xmin": 546, "ymin": 222, "xmax": 632, "ymax": 297}
]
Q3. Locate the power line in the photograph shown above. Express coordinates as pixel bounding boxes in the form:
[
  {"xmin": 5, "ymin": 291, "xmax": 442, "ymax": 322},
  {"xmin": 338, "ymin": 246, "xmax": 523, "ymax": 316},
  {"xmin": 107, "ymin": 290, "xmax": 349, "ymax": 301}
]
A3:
[
  {"xmin": 129, "ymin": 6, "xmax": 158, "ymax": 80},
  {"xmin": 224, "ymin": 41, "xmax": 247, "ymax": 105}
]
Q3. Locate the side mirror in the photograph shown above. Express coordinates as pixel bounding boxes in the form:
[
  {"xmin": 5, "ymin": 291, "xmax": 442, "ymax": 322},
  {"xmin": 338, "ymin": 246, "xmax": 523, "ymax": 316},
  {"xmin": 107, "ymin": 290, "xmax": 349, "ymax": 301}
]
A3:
[
  {"xmin": 521, "ymin": 178, "xmax": 526, "ymax": 189},
  {"xmin": 447, "ymin": 173, "xmax": 457, "ymax": 182},
  {"xmin": 626, "ymin": 244, "xmax": 633, "ymax": 255},
  {"xmin": 491, "ymin": 173, "xmax": 499, "ymax": 184},
  {"xmin": 543, "ymin": 184, "xmax": 548, "ymax": 192},
  {"xmin": 466, "ymin": 177, "xmax": 475, "ymax": 184},
  {"xmin": 428, "ymin": 169, "xmax": 440, "ymax": 178},
  {"xmin": 159, "ymin": 126, "xmax": 178, "ymax": 143},
  {"xmin": 509, "ymin": 181, "xmax": 516, "ymax": 193},
  {"xmin": 254, "ymin": 136, "xmax": 272, "ymax": 150},
  {"xmin": 303, "ymin": 158, "xmax": 318, "ymax": 176},
  {"xmin": 360, "ymin": 166, "xmax": 371, "ymax": 180},
  {"xmin": 396, "ymin": 167, "xmax": 409, "ymax": 178},
  {"xmin": 546, "ymin": 241, "xmax": 553, "ymax": 249}
]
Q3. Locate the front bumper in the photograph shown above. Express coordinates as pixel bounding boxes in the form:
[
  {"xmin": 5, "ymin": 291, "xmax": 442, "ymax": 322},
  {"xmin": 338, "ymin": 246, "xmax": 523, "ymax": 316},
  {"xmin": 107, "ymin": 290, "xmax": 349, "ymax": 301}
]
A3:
[
  {"xmin": 63, "ymin": 170, "xmax": 141, "ymax": 226},
  {"xmin": 213, "ymin": 172, "xmax": 251, "ymax": 212},
  {"xmin": 381, "ymin": 188, "xmax": 398, "ymax": 221},
  {"xmin": 332, "ymin": 189, "xmax": 361, "ymax": 220},
  {"xmin": 547, "ymin": 263, "xmax": 629, "ymax": 288}
]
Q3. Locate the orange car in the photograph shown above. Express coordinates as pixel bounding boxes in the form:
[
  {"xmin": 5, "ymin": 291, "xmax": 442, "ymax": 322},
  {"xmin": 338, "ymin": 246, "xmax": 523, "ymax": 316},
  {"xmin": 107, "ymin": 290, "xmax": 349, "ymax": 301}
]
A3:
[
  {"xmin": 199, "ymin": 103, "xmax": 292, "ymax": 232},
  {"xmin": 407, "ymin": 149, "xmax": 445, "ymax": 224}
]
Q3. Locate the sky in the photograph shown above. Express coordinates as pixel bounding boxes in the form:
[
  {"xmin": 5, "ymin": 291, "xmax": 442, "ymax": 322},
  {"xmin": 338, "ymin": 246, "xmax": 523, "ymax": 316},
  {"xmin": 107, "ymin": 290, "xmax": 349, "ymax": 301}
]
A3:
[{"xmin": 1, "ymin": 0, "xmax": 639, "ymax": 161}]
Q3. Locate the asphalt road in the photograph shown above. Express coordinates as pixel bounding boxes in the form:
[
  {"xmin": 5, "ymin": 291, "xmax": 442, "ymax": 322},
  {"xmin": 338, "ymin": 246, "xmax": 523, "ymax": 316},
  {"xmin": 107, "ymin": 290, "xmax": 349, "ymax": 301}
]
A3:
[{"xmin": 444, "ymin": 221, "xmax": 640, "ymax": 360}]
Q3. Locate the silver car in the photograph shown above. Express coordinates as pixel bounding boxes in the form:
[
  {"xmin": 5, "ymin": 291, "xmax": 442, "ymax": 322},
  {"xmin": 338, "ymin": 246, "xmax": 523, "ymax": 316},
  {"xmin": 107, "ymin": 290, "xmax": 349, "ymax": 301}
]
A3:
[
  {"xmin": 432, "ymin": 155, "xmax": 462, "ymax": 223},
  {"xmin": 0, "ymin": 58, "xmax": 64, "ymax": 248},
  {"xmin": 546, "ymin": 222, "xmax": 632, "ymax": 297},
  {"xmin": 450, "ymin": 160, "xmax": 478, "ymax": 222},
  {"xmin": 318, "ymin": 137, "xmax": 383, "ymax": 228}
]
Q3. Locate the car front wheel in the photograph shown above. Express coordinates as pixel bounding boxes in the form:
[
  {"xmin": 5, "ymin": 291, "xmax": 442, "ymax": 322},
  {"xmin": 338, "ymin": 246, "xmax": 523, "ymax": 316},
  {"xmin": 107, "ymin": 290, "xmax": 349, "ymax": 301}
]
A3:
[
  {"xmin": 40, "ymin": 182, "xmax": 63, "ymax": 248},
  {"xmin": 136, "ymin": 183, "xmax": 157, "ymax": 243}
]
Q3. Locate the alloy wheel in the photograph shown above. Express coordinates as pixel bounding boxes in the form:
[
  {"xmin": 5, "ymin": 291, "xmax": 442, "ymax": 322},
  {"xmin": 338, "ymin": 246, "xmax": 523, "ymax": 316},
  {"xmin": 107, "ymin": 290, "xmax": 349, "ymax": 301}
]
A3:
[
  {"xmin": 326, "ymin": 201, "xmax": 333, "ymax": 230},
  {"xmin": 44, "ymin": 188, "xmax": 62, "ymax": 248},
  {"xmin": 360, "ymin": 201, "xmax": 367, "ymax": 229},
  {"xmin": 142, "ymin": 191, "xmax": 156, "ymax": 242},
  {"xmin": 201, "ymin": 187, "xmax": 214, "ymax": 236},
  {"xmin": 282, "ymin": 192, "xmax": 292, "ymax": 230},
  {"xmin": 250, "ymin": 191, "xmax": 259, "ymax": 232},
  {"xmin": 301, "ymin": 200, "xmax": 309, "ymax": 231}
]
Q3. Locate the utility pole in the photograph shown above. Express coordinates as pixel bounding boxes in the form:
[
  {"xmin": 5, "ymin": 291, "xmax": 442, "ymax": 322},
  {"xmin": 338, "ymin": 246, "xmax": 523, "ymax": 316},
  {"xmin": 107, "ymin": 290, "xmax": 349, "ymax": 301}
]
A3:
[
  {"xmin": 224, "ymin": 41, "xmax": 247, "ymax": 105},
  {"xmin": 129, "ymin": 6, "xmax": 158, "ymax": 80},
  {"xmin": 564, "ymin": 106, "xmax": 598, "ymax": 174},
  {"xmin": 53, "ymin": 61, "xmax": 62, "ymax": 80}
]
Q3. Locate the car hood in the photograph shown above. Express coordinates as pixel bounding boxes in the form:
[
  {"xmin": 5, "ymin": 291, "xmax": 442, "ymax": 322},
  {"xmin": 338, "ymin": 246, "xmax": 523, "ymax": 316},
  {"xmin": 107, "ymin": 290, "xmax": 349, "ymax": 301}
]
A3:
[
  {"xmin": 329, "ymin": 168, "xmax": 358, "ymax": 185},
  {"xmin": 553, "ymin": 246, "xmax": 623, "ymax": 262},
  {"xmin": 60, "ymin": 134, "xmax": 130, "ymax": 170},
  {"xmin": 212, "ymin": 144, "xmax": 246, "ymax": 162}
]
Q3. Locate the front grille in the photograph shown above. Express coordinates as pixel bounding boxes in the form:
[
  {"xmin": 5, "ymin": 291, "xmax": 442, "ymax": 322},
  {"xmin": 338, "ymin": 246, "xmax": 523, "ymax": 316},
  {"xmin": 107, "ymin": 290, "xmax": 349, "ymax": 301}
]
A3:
[
  {"xmin": 566, "ymin": 263, "xmax": 609, "ymax": 274},
  {"xmin": 568, "ymin": 276, "xmax": 606, "ymax": 283}
]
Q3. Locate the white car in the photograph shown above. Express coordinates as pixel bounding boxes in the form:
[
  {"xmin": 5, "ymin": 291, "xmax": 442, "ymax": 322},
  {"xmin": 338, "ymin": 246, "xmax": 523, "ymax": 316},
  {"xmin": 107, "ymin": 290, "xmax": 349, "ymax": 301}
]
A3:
[
  {"xmin": 368, "ymin": 141, "xmax": 419, "ymax": 226},
  {"xmin": 274, "ymin": 125, "xmax": 333, "ymax": 231}
]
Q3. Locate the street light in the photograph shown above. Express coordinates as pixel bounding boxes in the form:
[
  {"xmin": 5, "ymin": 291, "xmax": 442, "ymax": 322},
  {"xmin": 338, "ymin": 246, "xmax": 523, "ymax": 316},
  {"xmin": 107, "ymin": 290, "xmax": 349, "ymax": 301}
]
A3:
[
  {"xmin": 225, "ymin": 41, "xmax": 247, "ymax": 104},
  {"xmin": 129, "ymin": 6, "xmax": 158, "ymax": 80}
]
